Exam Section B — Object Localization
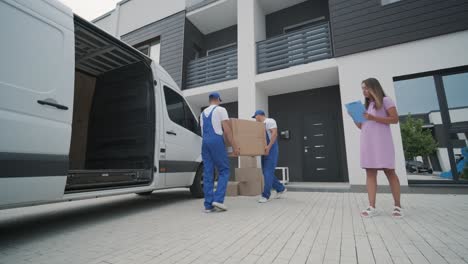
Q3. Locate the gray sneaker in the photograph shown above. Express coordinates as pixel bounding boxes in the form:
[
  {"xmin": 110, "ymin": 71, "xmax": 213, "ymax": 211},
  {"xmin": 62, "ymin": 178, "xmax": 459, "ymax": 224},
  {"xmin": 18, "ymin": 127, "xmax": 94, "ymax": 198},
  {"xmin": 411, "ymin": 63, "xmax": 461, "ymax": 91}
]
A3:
[
  {"xmin": 275, "ymin": 188, "xmax": 287, "ymax": 199},
  {"xmin": 204, "ymin": 208, "xmax": 216, "ymax": 213},
  {"xmin": 258, "ymin": 196, "xmax": 271, "ymax": 203}
]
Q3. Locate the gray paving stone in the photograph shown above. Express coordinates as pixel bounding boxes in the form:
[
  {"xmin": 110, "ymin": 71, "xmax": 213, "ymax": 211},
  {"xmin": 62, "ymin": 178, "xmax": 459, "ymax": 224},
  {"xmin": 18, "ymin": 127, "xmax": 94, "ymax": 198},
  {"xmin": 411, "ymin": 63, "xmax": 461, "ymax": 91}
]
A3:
[{"xmin": 1, "ymin": 191, "xmax": 468, "ymax": 264}]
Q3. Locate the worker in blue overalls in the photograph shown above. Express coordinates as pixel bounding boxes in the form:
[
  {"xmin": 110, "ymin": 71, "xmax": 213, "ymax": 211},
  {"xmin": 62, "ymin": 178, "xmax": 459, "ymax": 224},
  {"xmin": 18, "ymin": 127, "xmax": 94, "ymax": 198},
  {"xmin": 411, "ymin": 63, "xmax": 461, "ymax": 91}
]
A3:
[
  {"xmin": 200, "ymin": 92, "xmax": 239, "ymax": 212},
  {"xmin": 252, "ymin": 110, "xmax": 286, "ymax": 203}
]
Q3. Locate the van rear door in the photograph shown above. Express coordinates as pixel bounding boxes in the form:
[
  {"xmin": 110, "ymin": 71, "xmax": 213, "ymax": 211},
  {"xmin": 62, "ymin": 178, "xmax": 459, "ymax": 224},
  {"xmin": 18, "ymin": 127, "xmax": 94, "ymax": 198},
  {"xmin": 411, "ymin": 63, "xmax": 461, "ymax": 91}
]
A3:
[{"xmin": 0, "ymin": 0, "xmax": 74, "ymax": 206}]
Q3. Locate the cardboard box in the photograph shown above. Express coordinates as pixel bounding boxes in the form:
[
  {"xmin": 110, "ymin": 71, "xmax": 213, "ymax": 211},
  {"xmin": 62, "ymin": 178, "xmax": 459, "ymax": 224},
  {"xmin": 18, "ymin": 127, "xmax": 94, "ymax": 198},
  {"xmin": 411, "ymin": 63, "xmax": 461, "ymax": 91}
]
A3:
[
  {"xmin": 224, "ymin": 119, "xmax": 266, "ymax": 157},
  {"xmin": 226, "ymin": 181, "xmax": 239, "ymax": 197},
  {"xmin": 235, "ymin": 168, "xmax": 265, "ymax": 196},
  {"xmin": 239, "ymin": 156, "xmax": 258, "ymax": 168}
]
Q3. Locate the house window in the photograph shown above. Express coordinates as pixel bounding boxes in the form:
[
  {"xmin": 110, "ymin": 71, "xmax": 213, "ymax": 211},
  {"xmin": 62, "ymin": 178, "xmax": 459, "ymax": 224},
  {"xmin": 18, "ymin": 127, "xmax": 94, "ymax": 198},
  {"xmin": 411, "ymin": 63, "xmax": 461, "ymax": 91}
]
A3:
[
  {"xmin": 135, "ymin": 40, "xmax": 160, "ymax": 63},
  {"xmin": 394, "ymin": 66, "xmax": 468, "ymax": 183},
  {"xmin": 381, "ymin": 0, "xmax": 401, "ymax": 6}
]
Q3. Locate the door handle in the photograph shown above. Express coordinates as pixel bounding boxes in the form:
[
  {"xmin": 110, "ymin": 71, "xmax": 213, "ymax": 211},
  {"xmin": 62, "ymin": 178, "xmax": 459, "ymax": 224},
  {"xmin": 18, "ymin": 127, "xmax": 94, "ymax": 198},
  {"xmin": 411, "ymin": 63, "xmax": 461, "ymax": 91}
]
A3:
[
  {"xmin": 166, "ymin": 130, "xmax": 177, "ymax": 136},
  {"xmin": 37, "ymin": 99, "xmax": 69, "ymax": 110}
]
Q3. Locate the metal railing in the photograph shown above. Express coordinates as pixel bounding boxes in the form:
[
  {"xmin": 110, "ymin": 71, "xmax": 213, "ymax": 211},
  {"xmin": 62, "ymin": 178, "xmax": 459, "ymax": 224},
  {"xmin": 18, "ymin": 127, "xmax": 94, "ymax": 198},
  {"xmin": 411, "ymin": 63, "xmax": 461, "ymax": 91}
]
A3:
[
  {"xmin": 186, "ymin": 48, "xmax": 237, "ymax": 88},
  {"xmin": 257, "ymin": 22, "xmax": 333, "ymax": 74}
]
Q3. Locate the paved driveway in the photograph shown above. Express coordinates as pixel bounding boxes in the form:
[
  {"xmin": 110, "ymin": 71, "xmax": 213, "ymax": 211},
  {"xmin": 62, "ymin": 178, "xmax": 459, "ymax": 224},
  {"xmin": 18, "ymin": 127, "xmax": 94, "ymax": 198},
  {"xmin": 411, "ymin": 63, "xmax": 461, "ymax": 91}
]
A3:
[{"xmin": 1, "ymin": 190, "xmax": 468, "ymax": 264}]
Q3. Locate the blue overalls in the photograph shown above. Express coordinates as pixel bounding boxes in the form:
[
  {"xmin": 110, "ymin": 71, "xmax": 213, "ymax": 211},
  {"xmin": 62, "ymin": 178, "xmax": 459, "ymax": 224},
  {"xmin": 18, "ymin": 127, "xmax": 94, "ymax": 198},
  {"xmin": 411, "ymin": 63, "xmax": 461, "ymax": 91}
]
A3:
[
  {"xmin": 202, "ymin": 106, "xmax": 230, "ymax": 209},
  {"xmin": 261, "ymin": 128, "xmax": 285, "ymax": 199}
]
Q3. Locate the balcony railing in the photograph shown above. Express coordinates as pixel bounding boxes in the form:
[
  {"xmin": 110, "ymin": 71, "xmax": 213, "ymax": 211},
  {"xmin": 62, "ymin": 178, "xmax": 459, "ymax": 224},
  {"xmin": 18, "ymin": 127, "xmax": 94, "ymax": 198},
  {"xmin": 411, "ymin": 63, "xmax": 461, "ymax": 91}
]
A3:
[
  {"xmin": 186, "ymin": 48, "xmax": 237, "ymax": 89},
  {"xmin": 257, "ymin": 22, "xmax": 333, "ymax": 74}
]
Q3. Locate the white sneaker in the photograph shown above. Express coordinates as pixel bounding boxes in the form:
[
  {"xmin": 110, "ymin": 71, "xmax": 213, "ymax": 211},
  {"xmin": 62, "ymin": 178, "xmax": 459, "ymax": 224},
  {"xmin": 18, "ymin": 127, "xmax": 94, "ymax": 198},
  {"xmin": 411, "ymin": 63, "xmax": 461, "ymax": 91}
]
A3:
[
  {"xmin": 212, "ymin": 202, "xmax": 228, "ymax": 211},
  {"xmin": 258, "ymin": 197, "xmax": 270, "ymax": 203},
  {"xmin": 275, "ymin": 188, "xmax": 287, "ymax": 199},
  {"xmin": 204, "ymin": 208, "xmax": 216, "ymax": 213},
  {"xmin": 361, "ymin": 206, "xmax": 379, "ymax": 218},
  {"xmin": 392, "ymin": 206, "xmax": 404, "ymax": 218}
]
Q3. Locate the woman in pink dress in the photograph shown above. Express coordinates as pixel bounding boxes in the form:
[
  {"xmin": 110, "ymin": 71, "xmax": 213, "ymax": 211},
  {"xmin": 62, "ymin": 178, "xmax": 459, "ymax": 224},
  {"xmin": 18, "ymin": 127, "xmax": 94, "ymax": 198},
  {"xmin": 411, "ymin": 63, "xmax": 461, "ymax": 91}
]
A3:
[{"xmin": 355, "ymin": 78, "xmax": 403, "ymax": 218}]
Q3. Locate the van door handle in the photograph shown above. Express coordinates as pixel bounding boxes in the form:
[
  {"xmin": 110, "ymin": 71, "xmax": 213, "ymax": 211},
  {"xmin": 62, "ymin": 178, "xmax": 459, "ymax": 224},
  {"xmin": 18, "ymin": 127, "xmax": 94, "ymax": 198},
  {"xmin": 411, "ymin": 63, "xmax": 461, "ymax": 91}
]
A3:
[
  {"xmin": 166, "ymin": 130, "xmax": 177, "ymax": 136},
  {"xmin": 37, "ymin": 99, "xmax": 69, "ymax": 110}
]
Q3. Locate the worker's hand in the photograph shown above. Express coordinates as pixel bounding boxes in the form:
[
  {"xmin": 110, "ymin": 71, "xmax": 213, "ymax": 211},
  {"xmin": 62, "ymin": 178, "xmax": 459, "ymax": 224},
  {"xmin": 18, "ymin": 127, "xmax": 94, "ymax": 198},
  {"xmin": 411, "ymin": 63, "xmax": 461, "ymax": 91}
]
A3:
[
  {"xmin": 264, "ymin": 146, "xmax": 271, "ymax": 156},
  {"xmin": 233, "ymin": 146, "xmax": 240, "ymax": 156}
]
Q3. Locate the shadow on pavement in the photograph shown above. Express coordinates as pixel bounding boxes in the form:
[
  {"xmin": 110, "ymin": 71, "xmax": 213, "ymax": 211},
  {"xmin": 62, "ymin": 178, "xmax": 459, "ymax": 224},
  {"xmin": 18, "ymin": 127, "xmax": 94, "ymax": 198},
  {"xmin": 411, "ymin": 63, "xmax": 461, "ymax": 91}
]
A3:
[{"xmin": 0, "ymin": 189, "xmax": 195, "ymax": 246}]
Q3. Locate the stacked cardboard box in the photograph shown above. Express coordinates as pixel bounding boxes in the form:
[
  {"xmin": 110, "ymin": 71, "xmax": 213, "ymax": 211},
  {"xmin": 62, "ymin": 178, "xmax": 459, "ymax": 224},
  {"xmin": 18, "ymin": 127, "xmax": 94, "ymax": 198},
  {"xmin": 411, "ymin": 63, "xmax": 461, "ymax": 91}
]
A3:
[
  {"xmin": 226, "ymin": 181, "xmax": 239, "ymax": 197},
  {"xmin": 235, "ymin": 168, "xmax": 264, "ymax": 196},
  {"xmin": 224, "ymin": 119, "xmax": 266, "ymax": 157},
  {"xmin": 239, "ymin": 156, "xmax": 258, "ymax": 168}
]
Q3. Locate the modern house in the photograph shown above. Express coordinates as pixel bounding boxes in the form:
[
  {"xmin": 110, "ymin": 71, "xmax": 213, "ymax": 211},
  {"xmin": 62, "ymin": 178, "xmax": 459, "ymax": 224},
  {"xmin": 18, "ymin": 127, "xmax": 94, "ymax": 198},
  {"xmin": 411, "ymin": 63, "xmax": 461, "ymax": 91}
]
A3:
[{"xmin": 92, "ymin": 0, "xmax": 468, "ymax": 186}]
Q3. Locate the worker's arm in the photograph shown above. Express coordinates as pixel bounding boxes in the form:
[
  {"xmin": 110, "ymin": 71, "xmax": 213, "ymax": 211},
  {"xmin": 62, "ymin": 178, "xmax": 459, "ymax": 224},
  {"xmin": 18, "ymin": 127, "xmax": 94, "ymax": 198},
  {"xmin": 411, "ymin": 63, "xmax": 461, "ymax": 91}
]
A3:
[
  {"xmin": 222, "ymin": 120, "xmax": 240, "ymax": 156},
  {"xmin": 265, "ymin": 128, "xmax": 278, "ymax": 155},
  {"xmin": 354, "ymin": 122, "xmax": 362, "ymax": 129}
]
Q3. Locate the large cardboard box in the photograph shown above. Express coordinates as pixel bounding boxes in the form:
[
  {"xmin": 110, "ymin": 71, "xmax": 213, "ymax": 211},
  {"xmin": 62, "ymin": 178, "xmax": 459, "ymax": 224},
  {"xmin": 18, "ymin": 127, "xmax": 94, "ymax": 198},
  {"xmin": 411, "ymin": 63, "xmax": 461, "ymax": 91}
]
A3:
[
  {"xmin": 235, "ymin": 168, "xmax": 264, "ymax": 196},
  {"xmin": 224, "ymin": 119, "xmax": 266, "ymax": 157},
  {"xmin": 226, "ymin": 181, "xmax": 239, "ymax": 197},
  {"xmin": 239, "ymin": 156, "xmax": 258, "ymax": 168},
  {"xmin": 69, "ymin": 72, "xmax": 96, "ymax": 169}
]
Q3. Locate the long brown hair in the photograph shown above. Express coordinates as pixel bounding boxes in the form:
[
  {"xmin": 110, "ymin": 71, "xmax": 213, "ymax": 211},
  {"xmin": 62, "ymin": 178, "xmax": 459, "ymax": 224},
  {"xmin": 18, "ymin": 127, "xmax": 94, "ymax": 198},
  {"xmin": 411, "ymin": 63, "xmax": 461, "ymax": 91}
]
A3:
[{"xmin": 362, "ymin": 78, "xmax": 386, "ymax": 109}]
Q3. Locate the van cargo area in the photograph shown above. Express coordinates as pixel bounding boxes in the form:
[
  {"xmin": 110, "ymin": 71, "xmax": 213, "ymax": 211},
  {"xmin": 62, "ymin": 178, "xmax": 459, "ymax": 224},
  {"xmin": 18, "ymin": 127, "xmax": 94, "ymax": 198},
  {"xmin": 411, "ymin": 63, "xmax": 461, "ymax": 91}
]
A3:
[{"xmin": 66, "ymin": 16, "xmax": 155, "ymax": 192}]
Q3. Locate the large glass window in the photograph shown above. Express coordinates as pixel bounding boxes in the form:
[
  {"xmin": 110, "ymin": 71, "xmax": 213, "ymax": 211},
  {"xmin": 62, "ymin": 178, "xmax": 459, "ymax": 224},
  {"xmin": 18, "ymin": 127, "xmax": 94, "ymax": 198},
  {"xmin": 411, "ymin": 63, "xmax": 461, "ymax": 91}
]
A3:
[
  {"xmin": 442, "ymin": 72, "xmax": 468, "ymax": 128},
  {"xmin": 394, "ymin": 67, "xmax": 468, "ymax": 183},
  {"xmin": 394, "ymin": 77, "xmax": 449, "ymax": 182}
]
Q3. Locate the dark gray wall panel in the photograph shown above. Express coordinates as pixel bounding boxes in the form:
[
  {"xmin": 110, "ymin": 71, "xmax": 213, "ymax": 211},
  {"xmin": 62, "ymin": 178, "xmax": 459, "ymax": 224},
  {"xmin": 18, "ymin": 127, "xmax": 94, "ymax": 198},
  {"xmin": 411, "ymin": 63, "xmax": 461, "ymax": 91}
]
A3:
[
  {"xmin": 121, "ymin": 11, "xmax": 186, "ymax": 88},
  {"xmin": 266, "ymin": 0, "xmax": 330, "ymax": 38},
  {"xmin": 204, "ymin": 25, "xmax": 237, "ymax": 52},
  {"xmin": 329, "ymin": 0, "xmax": 468, "ymax": 57}
]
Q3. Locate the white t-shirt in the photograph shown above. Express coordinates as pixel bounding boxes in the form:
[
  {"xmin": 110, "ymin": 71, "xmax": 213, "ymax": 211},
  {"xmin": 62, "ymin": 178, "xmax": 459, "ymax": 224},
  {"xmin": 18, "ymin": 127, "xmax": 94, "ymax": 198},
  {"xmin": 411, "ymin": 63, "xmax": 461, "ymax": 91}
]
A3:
[
  {"xmin": 264, "ymin": 118, "xmax": 277, "ymax": 140},
  {"xmin": 200, "ymin": 105, "xmax": 229, "ymax": 136}
]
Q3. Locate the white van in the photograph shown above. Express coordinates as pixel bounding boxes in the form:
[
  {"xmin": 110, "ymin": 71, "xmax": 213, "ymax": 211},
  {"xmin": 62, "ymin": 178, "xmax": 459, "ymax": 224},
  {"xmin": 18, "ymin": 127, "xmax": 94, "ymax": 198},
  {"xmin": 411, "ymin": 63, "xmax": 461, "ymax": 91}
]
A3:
[{"xmin": 0, "ymin": 0, "xmax": 203, "ymax": 209}]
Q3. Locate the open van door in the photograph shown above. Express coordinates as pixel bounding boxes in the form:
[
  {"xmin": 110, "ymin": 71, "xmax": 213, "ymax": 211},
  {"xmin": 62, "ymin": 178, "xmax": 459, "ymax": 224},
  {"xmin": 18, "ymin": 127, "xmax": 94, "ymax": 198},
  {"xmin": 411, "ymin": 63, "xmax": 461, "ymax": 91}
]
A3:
[
  {"xmin": 0, "ymin": 0, "xmax": 74, "ymax": 206},
  {"xmin": 160, "ymin": 84, "xmax": 202, "ymax": 187}
]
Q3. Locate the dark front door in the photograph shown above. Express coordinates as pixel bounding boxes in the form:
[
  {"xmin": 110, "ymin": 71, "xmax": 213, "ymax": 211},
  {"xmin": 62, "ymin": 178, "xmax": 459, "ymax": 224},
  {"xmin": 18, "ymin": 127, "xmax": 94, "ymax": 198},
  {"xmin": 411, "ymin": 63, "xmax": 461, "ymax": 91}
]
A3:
[{"xmin": 302, "ymin": 113, "xmax": 341, "ymax": 182}]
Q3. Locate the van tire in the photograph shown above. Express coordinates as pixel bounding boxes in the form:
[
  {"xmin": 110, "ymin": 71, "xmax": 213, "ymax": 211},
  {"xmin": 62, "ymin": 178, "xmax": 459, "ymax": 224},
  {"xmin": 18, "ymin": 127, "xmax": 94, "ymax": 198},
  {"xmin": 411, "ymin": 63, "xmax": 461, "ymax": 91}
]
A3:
[
  {"xmin": 137, "ymin": 191, "xmax": 153, "ymax": 196},
  {"xmin": 190, "ymin": 165, "xmax": 204, "ymax": 198}
]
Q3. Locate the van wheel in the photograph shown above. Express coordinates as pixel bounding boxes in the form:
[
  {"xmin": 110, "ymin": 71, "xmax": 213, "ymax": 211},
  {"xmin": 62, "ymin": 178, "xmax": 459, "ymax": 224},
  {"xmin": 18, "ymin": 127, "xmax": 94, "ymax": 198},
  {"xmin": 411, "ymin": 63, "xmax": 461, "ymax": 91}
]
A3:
[
  {"xmin": 190, "ymin": 165, "xmax": 204, "ymax": 198},
  {"xmin": 137, "ymin": 191, "xmax": 153, "ymax": 196}
]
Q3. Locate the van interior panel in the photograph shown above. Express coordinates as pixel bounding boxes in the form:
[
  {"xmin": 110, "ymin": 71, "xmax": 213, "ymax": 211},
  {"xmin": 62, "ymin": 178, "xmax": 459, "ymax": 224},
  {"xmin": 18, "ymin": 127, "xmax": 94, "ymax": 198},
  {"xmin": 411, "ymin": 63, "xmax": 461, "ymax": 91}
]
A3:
[{"xmin": 66, "ymin": 16, "xmax": 155, "ymax": 192}]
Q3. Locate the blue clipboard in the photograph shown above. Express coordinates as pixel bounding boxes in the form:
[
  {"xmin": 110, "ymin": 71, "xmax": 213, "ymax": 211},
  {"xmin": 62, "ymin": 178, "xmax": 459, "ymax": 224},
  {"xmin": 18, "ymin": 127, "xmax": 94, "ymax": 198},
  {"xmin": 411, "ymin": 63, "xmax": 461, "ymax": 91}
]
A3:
[{"xmin": 345, "ymin": 101, "xmax": 367, "ymax": 123}]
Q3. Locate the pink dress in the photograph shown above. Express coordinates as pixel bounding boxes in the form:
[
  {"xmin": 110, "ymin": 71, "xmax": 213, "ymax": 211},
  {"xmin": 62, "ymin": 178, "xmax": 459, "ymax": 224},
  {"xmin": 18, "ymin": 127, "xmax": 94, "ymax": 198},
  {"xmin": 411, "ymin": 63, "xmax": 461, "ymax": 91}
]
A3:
[{"xmin": 360, "ymin": 97, "xmax": 396, "ymax": 169}]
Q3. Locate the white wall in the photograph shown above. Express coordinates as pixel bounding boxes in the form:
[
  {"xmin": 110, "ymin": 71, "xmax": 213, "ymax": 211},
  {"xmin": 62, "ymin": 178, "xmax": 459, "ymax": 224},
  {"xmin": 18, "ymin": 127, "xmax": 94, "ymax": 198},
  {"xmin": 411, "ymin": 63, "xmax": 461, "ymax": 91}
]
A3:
[
  {"xmin": 337, "ymin": 30, "xmax": 468, "ymax": 186},
  {"xmin": 118, "ymin": 0, "xmax": 185, "ymax": 36},
  {"xmin": 237, "ymin": 0, "xmax": 267, "ymax": 119},
  {"xmin": 93, "ymin": 0, "xmax": 186, "ymax": 37},
  {"xmin": 94, "ymin": 11, "xmax": 118, "ymax": 36},
  {"xmin": 237, "ymin": 0, "xmax": 256, "ymax": 119}
]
